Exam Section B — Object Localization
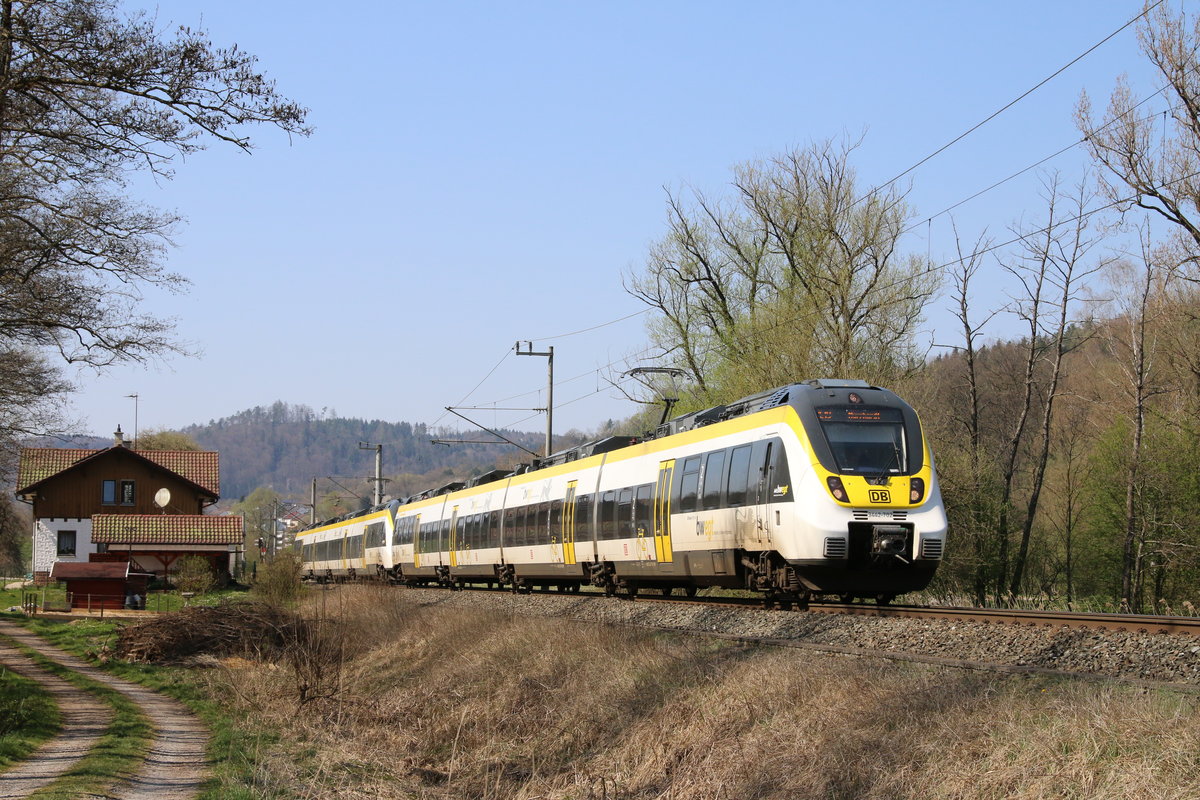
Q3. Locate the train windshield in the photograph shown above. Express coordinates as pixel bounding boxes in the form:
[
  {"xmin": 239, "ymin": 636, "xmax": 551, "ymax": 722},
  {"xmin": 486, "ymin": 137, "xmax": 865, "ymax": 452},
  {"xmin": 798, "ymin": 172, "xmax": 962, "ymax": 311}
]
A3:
[{"xmin": 816, "ymin": 406, "xmax": 906, "ymax": 474}]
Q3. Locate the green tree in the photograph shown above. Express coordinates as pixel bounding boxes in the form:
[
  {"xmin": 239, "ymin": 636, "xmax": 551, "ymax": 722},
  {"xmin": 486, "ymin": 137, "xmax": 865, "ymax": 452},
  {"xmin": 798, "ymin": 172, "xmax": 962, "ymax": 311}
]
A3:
[
  {"xmin": 230, "ymin": 486, "xmax": 282, "ymax": 563},
  {"xmin": 625, "ymin": 137, "xmax": 938, "ymax": 409},
  {"xmin": 0, "ymin": 495, "xmax": 26, "ymax": 576},
  {"xmin": 173, "ymin": 555, "xmax": 216, "ymax": 595},
  {"xmin": 0, "ymin": 0, "xmax": 309, "ymax": 448},
  {"xmin": 134, "ymin": 428, "xmax": 202, "ymax": 451}
]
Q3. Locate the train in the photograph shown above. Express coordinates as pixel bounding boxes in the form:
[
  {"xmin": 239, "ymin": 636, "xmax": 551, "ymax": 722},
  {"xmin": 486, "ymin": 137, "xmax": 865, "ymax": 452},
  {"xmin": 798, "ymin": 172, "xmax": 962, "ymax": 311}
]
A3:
[{"xmin": 294, "ymin": 379, "xmax": 947, "ymax": 606}]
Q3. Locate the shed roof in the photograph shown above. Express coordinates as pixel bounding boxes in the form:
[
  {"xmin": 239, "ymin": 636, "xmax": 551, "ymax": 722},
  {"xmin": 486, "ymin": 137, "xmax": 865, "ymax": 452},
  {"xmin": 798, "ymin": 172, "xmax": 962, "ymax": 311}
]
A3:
[
  {"xmin": 92, "ymin": 514, "xmax": 243, "ymax": 545},
  {"xmin": 16, "ymin": 447, "xmax": 220, "ymax": 497},
  {"xmin": 50, "ymin": 561, "xmax": 132, "ymax": 580}
]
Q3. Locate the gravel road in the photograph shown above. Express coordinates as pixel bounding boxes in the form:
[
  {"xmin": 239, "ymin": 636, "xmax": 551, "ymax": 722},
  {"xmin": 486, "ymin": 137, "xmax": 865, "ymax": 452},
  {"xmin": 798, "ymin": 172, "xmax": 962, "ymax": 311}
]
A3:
[{"xmin": 0, "ymin": 618, "xmax": 210, "ymax": 800}]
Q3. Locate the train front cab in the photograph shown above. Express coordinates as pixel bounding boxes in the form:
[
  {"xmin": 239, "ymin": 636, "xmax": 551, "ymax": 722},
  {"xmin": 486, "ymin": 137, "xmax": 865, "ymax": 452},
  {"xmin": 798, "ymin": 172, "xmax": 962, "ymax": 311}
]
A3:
[{"xmin": 780, "ymin": 382, "xmax": 946, "ymax": 601}]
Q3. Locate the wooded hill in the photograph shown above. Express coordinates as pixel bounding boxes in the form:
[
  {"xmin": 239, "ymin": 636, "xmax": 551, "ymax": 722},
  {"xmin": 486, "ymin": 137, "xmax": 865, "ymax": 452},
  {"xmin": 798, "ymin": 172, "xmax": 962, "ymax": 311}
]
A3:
[{"xmin": 181, "ymin": 402, "xmax": 548, "ymax": 503}]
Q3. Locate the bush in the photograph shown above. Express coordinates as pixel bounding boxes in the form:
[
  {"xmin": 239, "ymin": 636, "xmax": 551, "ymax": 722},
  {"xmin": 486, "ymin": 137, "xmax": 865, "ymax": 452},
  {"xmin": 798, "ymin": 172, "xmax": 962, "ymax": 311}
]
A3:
[
  {"xmin": 252, "ymin": 551, "xmax": 304, "ymax": 607},
  {"xmin": 173, "ymin": 555, "xmax": 217, "ymax": 595}
]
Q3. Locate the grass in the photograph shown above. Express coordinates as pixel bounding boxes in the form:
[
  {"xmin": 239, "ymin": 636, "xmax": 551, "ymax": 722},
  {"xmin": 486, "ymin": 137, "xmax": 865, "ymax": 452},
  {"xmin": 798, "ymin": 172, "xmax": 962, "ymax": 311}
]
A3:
[
  {"xmin": 4, "ymin": 584, "xmax": 1200, "ymax": 798},
  {"xmin": 0, "ymin": 662, "xmax": 60, "ymax": 771},
  {"xmin": 189, "ymin": 585, "xmax": 1200, "ymax": 799}
]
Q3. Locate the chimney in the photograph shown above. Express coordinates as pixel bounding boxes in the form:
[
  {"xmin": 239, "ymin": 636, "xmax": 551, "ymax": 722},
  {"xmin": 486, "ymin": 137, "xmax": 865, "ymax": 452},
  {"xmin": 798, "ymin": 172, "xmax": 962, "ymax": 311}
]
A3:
[{"xmin": 114, "ymin": 425, "xmax": 126, "ymax": 447}]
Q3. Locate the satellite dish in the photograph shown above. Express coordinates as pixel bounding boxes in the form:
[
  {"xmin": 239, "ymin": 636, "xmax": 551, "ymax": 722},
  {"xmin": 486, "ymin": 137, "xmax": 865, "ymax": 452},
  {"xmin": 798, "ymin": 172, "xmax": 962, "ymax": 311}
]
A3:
[{"xmin": 153, "ymin": 488, "xmax": 171, "ymax": 509}]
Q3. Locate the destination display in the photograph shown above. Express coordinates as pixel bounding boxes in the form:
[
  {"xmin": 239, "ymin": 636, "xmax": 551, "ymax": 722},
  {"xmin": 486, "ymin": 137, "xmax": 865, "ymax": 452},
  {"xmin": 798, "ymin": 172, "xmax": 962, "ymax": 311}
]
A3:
[{"xmin": 816, "ymin": 406, "xmax": 903, "ymax": 424}]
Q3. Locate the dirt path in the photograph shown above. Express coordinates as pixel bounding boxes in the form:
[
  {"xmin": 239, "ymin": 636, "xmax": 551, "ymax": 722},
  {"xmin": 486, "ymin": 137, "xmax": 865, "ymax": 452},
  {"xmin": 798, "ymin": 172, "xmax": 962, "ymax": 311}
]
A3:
[
  {"xmin": 0, "ymin": 619, "xmax": 211, "ymax": 800},
  {"xmin": 0, "ymin": 636, "xmax": 112, "ymax": 799}
]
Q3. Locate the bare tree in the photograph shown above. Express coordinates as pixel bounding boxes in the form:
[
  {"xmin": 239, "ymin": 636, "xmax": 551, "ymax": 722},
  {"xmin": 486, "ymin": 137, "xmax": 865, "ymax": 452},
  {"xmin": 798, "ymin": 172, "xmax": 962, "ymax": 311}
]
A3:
[
  {"xmin": 1076, "ymin": 2, "xmax": 1200, "ymax": 270},
  {"xmin": 1105, "ymin": 233, "xmax": 1170, "ymax": 609},
  {"xmin": 0, "ymin": 0, "xmax": 309, "ymax": 444},
  {"xmin": 1006, "ymin": 179, "xmax": 1104, "ymax": 598}
]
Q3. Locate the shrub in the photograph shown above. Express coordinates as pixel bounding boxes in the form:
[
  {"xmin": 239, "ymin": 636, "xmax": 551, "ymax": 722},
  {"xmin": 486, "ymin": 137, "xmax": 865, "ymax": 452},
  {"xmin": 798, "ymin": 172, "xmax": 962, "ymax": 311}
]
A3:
[
  {"xmin": 173, "ymin": 555, "xmax": 217, "ymax": 595},
  {"xmin": 253, "ymin": 551, "xmax": 304, "ymax": 607}
]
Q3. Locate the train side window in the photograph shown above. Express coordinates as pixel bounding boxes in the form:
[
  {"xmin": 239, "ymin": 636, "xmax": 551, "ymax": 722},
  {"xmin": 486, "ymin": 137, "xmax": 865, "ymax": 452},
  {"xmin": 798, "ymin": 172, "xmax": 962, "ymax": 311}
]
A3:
[
  {"xmin": 678, "ymin": 456, "xmax": 701, "ymax": 512},
  {"xmin": 617, "ymin": 488, "xmax": 634, "ymax": 538},
  {"xmin": 490, "ymin": 510, "xmax": 502, "ymax": 547},
  {"xmin": 634, "ymin": 484, "xmax": 652, "ymax": 537},
  {"xmin": 535, "ymin": 503, "xmax": 549, "ymax": 545},
  {"xmin": 600, "ymin": 490, "xmax": 617, "ymax": 539},
  {"xmin": 550, "ymin": 501, "xmax": 562, "ymax": 543},
  {"xmin": 727, "ymin": 445, "xmax": 753, "ymax": 506},
  {"xmin": 512, "ymin": 506, "xmax": 527, "ymax": 547},
  {"xmin": 576, "ymin": 494, "xmax": 593, "ymax": 542},
  {"xmin": 750, "ymin": 441, "xmax": 772, "ymax": 505},
  {"xmin": 701, "ymin": 450, "xmax": 726, "ymax": 510}
]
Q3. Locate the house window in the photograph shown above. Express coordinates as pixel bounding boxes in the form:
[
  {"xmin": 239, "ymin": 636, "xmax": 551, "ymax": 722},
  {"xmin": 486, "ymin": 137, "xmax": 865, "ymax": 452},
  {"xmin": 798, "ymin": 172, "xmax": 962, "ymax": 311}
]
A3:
[
  {"xmin": 57, "ymin": 530, "xmax": 76, "ymax": 557},
  {"xmin": 102, "ymin": 480, "xmax": 116, "ymax": 505},
  {"xmin": 120, "ymin": 480, "xmax": 135, "ymax": 505}
]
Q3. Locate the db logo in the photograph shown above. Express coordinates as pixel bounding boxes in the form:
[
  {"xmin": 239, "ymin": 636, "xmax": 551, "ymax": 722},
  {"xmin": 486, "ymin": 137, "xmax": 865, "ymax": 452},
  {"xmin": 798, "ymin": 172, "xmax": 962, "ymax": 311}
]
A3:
[{"xmin": 869, "ymin": 489, "xmax": 891, "ymax": 504}]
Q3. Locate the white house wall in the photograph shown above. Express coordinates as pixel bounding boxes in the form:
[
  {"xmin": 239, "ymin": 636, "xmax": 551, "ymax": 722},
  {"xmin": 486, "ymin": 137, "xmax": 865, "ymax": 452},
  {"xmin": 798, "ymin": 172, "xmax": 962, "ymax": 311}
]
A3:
[{"xmin": 32, "ymin": 518, "xmax": 94, "ymax": 573}]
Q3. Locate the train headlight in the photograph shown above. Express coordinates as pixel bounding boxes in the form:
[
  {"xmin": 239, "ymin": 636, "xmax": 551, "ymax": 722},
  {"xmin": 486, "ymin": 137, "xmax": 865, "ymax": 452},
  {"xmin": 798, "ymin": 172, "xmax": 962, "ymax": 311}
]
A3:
[
  {"xmin": 826, "ymin": 476, "xmax": 847, "ymax": 503},
  {"xmin": 909, "ymin": 477, "xmax": 925, "ymax": 504}
]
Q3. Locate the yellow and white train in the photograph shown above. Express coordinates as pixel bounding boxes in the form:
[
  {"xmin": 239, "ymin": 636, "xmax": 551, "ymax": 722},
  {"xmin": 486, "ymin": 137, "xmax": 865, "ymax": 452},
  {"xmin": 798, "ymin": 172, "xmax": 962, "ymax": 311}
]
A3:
[{"xmin": 296, "ymin": 380, "xmax": 946, "ymax": 604}]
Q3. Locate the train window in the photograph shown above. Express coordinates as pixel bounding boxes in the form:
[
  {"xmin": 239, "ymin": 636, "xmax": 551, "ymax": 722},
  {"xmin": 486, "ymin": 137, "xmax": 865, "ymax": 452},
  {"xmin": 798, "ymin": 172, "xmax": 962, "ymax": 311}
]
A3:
[
  {"xmin": 600, "ymin": 490, "xmax": 617, "ymax": 540},
  {"xmin": 550, "ymin": 501, "xmax": 562, "ymax": 543},
  {"xmin": 816, "ymin": 406, "xmax": 907, "ymax": 474},
  {"xmin": 576, "ymin": 494, "xmax": 593, "ymax": 542},
  {"xmin": 701, "ymin": 450, "xmax": 726, "ymax": 510},
  {"xmin": 508, "ymin": 506, "xmax": 524, "ymax": 547},
  {"xmin": 617, "ymin": 488, "xmax": 633, "ymax": 538},
  {"xmin": 751, "ymin": 441, "xmax": 773, "ymax": 505},
  {"xmin": 634, "ymin": 484, "xmax": 652, "ymax": 537},
  {"xmin": 678, "ymin": 456, "xmax": 701, "ymax": 512},
  {"xmin": 727, "ymin": 445, "xmax": 753, "ymax": 506},
  {"xmin": 535, "ymin": 503, "xmax": 549, "ymax": 545},
  {"xmin": 366, "ymin": 522, "xmax": 385, "ymax": 549}
]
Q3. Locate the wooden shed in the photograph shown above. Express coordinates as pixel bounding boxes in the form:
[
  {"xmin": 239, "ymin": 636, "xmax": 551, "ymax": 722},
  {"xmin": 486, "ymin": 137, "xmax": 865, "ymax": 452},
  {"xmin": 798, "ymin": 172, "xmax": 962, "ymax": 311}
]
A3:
[{"xmin": 48, "ymin": 561, "xmax": 153, "ymax": 610}]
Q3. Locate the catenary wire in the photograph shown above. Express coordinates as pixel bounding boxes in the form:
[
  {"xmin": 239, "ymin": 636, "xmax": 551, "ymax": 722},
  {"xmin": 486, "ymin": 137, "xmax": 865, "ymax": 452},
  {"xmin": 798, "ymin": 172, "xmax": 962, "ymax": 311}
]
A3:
[{"xmin": 860, "ymin": 0, "xmax": 1163, "ymax": 204}]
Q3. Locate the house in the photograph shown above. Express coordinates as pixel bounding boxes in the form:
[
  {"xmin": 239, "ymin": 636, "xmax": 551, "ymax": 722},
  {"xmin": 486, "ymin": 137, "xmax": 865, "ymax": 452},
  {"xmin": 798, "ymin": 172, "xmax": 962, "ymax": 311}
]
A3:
[{"xmin": 14, "ymin": 427, "xmax": 244, "ymax": 584}]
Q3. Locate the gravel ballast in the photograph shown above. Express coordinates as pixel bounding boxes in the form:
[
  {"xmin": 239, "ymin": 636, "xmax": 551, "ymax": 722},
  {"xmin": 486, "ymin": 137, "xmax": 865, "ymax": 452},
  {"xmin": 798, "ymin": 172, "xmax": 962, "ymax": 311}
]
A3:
[{"xmin": 401, "ymin": 588, "xmax": 1200, "ymax": 687}]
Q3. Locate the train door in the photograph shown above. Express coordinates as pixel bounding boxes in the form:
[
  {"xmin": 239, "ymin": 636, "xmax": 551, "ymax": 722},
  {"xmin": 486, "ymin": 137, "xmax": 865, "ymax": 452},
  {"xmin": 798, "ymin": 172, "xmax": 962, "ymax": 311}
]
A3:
[
  {"xmin": 412, "ymin": 514, "xmax": 422, "ymax": 568},
  {"xmin": 564, "ymin": 481, "xmax": 578, "ymax": 565},
  {"xmin": 654, "ymin": 460, "xmax": 675, "ymax": 563},
  {"xmin": 449, "ymin": 506, "xmax": 459, "ymax": 567}
]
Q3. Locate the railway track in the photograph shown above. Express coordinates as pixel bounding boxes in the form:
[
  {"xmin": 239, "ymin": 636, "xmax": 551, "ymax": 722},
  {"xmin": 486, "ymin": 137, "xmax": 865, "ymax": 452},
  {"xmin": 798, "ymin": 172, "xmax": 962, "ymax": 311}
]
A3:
[
  {"xmin": 626, "ymin": 592, "xmax": 1200, "ymax": 636},
  {"xmin": 426, "ymin": 582, "xmax": 1200, "ymax": 636},
  {"xmin": 395, "ymin": 584, "xmax": 1200, "ymax": 690}
]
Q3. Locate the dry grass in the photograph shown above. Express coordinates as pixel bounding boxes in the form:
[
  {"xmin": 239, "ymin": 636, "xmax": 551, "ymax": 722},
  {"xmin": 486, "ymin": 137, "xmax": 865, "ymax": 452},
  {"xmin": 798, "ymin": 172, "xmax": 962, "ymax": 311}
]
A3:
[{"xmin": 189, "ymin": 586, "xmax": 1200, "ymax": 799}]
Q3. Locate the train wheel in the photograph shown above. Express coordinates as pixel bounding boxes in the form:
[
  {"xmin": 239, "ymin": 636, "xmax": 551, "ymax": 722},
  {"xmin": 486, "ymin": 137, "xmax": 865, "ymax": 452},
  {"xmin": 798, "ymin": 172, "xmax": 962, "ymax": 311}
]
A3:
[
  {"xmin": 876, "ymin": 593, "xmax": 894, "ymax": 606},
  {"xmin": 661, "ymin": 587, "xmax": 673, "ymax": 597},
  {"xmin": 685, "ymin": 586, "xmax": 698, "ymax": 598},
  {"xmin": 839, "ymin": 594, "xmax": 854, "ymax": 604}
]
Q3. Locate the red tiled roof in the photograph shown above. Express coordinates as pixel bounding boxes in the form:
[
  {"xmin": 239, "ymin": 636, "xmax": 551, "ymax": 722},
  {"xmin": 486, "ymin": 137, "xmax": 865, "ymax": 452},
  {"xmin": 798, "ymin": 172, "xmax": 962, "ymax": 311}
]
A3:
[
  {"xmin": 140, "ymin": 451, "xmax": 220, "ymax": 496},
  {"xmin": 16, "ymin": 449, "xmax": 98, "ymax": 489},
  {"xmin": 92, "ymin": 514, "xmax": 243, "ymax": 545},
  {"xmin": 16, "ymin": 447, "xmax": 220, "ymax": 497},
  {"xmin": 50, "ymin": 562, "xmax": 132, "ymax": 580}
]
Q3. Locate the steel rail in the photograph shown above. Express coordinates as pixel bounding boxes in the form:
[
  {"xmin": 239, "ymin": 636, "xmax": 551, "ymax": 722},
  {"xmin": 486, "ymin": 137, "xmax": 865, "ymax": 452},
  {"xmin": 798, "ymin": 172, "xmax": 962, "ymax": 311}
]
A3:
[{"xmin": 626, "ymin": 593, "xmax": 1200, "ymax": 636}]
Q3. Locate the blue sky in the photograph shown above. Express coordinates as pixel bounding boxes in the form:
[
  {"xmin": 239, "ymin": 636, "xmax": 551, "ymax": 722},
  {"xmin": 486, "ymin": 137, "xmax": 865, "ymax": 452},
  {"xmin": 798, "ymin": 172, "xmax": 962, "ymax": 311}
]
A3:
[{"xmin": 71, "ymin": 0, "xmax": 1166, "ymax": 442}]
